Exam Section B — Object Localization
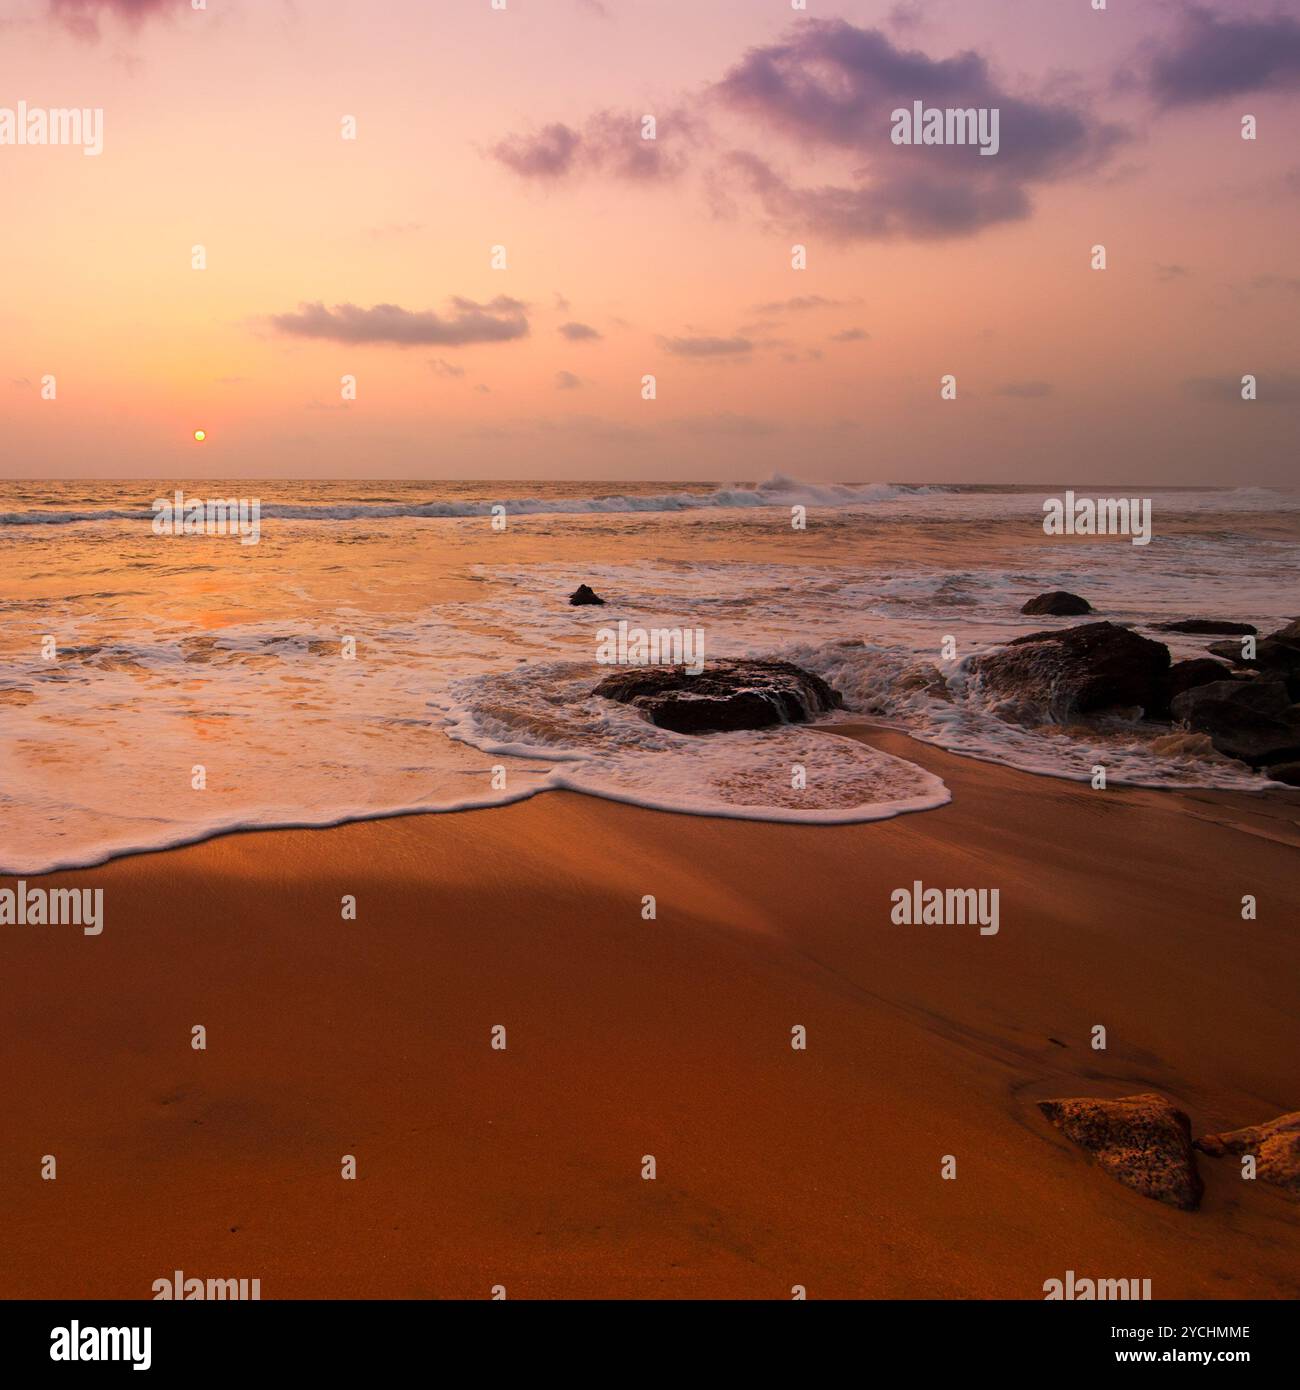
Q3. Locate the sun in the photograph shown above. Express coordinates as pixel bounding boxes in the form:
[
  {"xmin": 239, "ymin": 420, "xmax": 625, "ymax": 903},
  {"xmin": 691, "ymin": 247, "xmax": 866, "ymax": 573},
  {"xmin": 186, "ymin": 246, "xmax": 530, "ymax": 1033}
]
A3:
[{"xmin": 193, "ymin": 429, "xmax": 206, "ymax": 442}]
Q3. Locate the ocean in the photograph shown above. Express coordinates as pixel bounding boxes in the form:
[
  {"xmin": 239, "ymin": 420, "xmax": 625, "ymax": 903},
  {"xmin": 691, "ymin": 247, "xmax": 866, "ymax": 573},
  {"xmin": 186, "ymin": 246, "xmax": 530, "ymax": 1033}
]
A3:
[{"xmin": 2, "ymin": 476, "xmax": 1296, "ymax": 873}]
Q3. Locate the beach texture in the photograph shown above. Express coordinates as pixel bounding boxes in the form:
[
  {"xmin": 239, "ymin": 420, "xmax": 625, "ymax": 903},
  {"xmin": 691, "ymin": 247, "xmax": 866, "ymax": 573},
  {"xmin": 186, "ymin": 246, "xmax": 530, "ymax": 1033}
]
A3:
[{"xmin": 3, "ymin": 728, "xmax": 1296, "ymax": 1300}]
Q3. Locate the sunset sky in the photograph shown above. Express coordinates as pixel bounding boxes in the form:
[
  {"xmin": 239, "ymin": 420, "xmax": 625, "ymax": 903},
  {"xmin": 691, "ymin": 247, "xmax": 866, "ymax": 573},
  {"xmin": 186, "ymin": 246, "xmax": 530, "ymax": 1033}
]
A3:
[{"xmin": 1, "ymin": 0, "xmax": 1298, "ymax": 482}]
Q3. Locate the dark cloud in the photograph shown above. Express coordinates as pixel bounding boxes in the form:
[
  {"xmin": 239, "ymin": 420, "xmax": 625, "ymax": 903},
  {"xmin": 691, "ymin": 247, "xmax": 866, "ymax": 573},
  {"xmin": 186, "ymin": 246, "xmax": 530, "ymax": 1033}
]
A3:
[
  {"xmin": 271, "ymin": 298, "xmax": 529, "ymax": 347},
  {"xmin": 996, "ymin": 380, "xmax": 1052, "ymax": 398},
  {"xmin": 658, "ymin": 334, "xmax": 754, "ymax": 358},
  {"xmin": 429, "ymin": 358, "xmax": 467, "ymax": 377},
  {"xmin": 555, "ymin": 370, "xmax": 582, "ymax": 390},
  {"xmin": 712, "ymin": 20, "xmax": 1124, "ymax": 239},
  {"xmin": 1146, "ymin": 7, "xmax": 1300, "ymax": 106},
  {"xmin": 558, "ymin": 321, "xmax": 603, "ymax": 341},
  {"xmin": 492, "ymin": 123, "xmax": 582, "ymax": 179},
  {"xmin": 723, "ymin": 149, "xmax": 1031, "ymax": 241},
  {"xmin": 831, "ymin": 328, "xmax": 870, "ymax": 342},
  {"xmin": 49, "ymin": 0, "xmax": 169, "ymax": 39},
  {"xmin": 1155, "ymin": 263, "xmax": 1190, "ymax": 281},
  {"xmin": 492, "ymin": 109, "xmax": 697, "ymax": 183}
]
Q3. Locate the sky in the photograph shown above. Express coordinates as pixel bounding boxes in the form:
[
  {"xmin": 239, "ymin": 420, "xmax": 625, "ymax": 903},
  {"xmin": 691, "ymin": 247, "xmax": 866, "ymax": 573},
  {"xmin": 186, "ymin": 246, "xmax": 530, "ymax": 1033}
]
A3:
[{"xmin": 0, "ymin": 0, "xmax": 1298, "ymax": 482}]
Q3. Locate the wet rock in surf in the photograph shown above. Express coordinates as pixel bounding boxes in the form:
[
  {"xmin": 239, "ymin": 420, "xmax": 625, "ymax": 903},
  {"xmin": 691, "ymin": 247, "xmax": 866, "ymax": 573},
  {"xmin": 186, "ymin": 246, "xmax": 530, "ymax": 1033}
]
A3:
[
  {"xmin": 569, "ymin": 584, "xmax": 605, "ymax": 606},
  {"xmin": 594, "ymin": 658, "xmax": 842, "ymax": 735},
  {"xmin": 969, "ymin": 621, "xmax": 1170, "ymax": 722},
  {"xmin": 1207, "ymin": 620, "xmax": 1300, "ymax": 700},
  {"xmin": 1021, "ymin": 590, "xmax": 1092, "ymax": 616},
  {"xmin": 1170, "ymin": 679, "xmax": 1300, "ymax": 767},
  {"xmin": 1153, "ymin": 658, "xmax": 1236, "ymax": 719},
  {"xmin": 1196, "ymin": 1111, "xmax": 1300, "ymax": 1195},
  {"xmin": 1156, "ymin": 619, "xmax": 1256, "ymax": 635},
  {"xmin": 1038, "ymin": 1093, "xmax": 1202, "ymax": 1210}
]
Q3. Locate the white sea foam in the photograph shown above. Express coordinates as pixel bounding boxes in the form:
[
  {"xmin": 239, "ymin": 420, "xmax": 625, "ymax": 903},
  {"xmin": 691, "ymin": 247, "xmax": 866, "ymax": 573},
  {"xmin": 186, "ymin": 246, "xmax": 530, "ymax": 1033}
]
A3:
[{"xmin": 0, "ymin": 479, "xmax": 1294, "ymax": 873}]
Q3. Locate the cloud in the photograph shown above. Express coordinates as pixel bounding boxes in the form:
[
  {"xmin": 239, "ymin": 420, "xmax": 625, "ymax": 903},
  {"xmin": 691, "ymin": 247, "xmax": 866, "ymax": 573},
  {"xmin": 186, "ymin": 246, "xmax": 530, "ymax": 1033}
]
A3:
[
  {"xmin": 1145, "ymin": 7, "xmax": 1300, "ymax": 106},
  {"xmin": 492, "ymin": 109, "xmax": 698, "ymax": 183},
  {"xmin": 1251, "ymin": 272, "xmax": 1300, "ymax": 295},
  {"xmin": 492, "ymin": 123, "xmax": 582, "ymax": 179},
  {"xmin": 830, "ymin": 328, "xmax": 870, "ymax": 342},
  {"xmin": 270, "ymin": 298, "xmax": 529, "ymax": 347},
  {"xmin": 658, "ymin": 334, "xmax": 754, "ymax": 358},
  {"xmin": 723, "ymin": 149, "xmax": 1032, "ymax": 240},
  {"xmin": 886, "ymin": 1, "xmax": 926, "ymax": 34},
  {"xmin": 750, "ymin": 294, "xmax": 862, "ymax": 314},
  {"xmin": 996, "ymin": 380, "xmax": 1053, "ymax": 397},
  {"xmin": 1155, "ymin": 263, "xmax": 1190, "ymax": 281},
  {"xmin": 555, "ymin": 370, "xmax": 583, "ymax": 390},
  {"xmin": 712, "ymin": 19, "xmax": 1124, "ymax": 239},
  {"xmin": 558, "ymin": 321, "xmax": 603, "ymax": 341},
  {"xmin": 429, "ymin": 358, "xmax": 467, "ymax": 377},
  {"xmin": 49, "ymin": 0, "xmax": 170, "ymax": 40}
]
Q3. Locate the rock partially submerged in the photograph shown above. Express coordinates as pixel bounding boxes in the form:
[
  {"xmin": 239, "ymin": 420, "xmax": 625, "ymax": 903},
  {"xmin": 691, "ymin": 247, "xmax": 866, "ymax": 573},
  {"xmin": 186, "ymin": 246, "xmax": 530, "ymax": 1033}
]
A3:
[
  {"xmin": 1156, "ymin": 619, "xmax": 1257, "ymax": 635},
  {"xmin": 569, "ymin": 584, "xmax": 605, "ymax": 606},
  {"xmin": 1207, "ymin": 619, "xmax": 1300, "ymax": 700},
  {"xmin": 1039, "ymin": 1093, "xmax": 1202, "ymax": 1209},
  {"xmin": 1170, "ymin": 679, "xmax": 1300, "ymax": 767},
  {"xmin": 1021, "ymin": 590, "xmax": 1092, "ymax": 616},
  {"xmin": 1196, "ymin": 1112, "xmax": 1300, "ymax": 1194},
  {"xmin": 969, "ymin": 621, "xmax": 1170, "ymax": 722},
  {"xmin": 1150, "ymin": 657, "xmax": 1236, "ymax": 720},
  {"xmin": 594, "ymin": 658, "xmax": 842, "ymax": 735}
]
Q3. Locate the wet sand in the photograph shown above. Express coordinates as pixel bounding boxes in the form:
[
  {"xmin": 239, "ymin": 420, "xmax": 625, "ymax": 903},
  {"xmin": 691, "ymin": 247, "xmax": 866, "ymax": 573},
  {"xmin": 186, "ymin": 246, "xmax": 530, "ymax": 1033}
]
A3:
[{"xmin": 1, "ymin": 728, "xmax": 1297, "ymax": 1299}]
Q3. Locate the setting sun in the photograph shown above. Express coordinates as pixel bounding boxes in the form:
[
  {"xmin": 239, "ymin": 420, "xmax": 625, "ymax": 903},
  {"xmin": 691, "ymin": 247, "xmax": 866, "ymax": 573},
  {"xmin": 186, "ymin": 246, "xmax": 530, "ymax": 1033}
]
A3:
[{"xmin": 193, "ymin": 429, "xmax": 206, "ymax": 442}]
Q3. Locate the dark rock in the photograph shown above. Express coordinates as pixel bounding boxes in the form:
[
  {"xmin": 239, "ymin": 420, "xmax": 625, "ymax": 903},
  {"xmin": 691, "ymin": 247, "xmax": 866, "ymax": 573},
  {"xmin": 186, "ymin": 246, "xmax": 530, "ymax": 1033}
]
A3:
[
  {"xmin": 1196, "ymin": 1111, "xmax": 1300, "ymax": 1195},
  {"xmin": 1156, "ymin": 619, "xmax": 1257, "ymax": 635},
  {"xmin": 1206, "ymin": 639, "xmax": 1254, "ymax": 665},
  {"xmin": 969, "ymin": 622, "xmax": 1170, "ymax": 722},
  {"xmin": 1207, "ymin": 620, "xmax": 1300, "ymax": 700},
  {"xmin": 594, "ymin": 658, "xmax": 841, "ymax": 735},
  {"xmin": 1038, "ymin": 1093, "xmax": 1202, "ymax": 1210},
  {"xmin": 569, "ymin": 584, "xmax": 605, "ymax": 606},
  {"xmin": 1265, "ymin": 762, "xmax": 1300, "ymax": 787},
  {"xmin": 1170, "ymin": 679, "xmax": 1300, "ymax": 767},
  {"xmin": 1152, "ymin": 658, "xmax": 1235, "ymax": 719},
  {"xmin": 1021, "ymin": 590, "xmax": 1092, "ymax": 616}
]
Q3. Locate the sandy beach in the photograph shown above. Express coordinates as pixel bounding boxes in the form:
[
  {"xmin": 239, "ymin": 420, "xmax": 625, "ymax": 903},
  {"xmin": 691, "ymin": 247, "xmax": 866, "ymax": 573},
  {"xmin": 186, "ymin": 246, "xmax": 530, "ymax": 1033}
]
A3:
[{"xmin": 3, "ymin": 726, "xmax": 1296, "ymax": 1301}]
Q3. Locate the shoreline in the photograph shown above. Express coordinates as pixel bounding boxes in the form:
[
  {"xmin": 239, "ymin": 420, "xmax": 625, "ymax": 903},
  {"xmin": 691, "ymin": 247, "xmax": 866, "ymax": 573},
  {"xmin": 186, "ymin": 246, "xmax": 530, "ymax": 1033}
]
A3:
[
  {"xmin": 2, "ymin": 728, "xmax": 1297, "ymax": 1299},
  {"xmin": 5, "ymin": 715, "xmax": 1293, "ymax": 881}
]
